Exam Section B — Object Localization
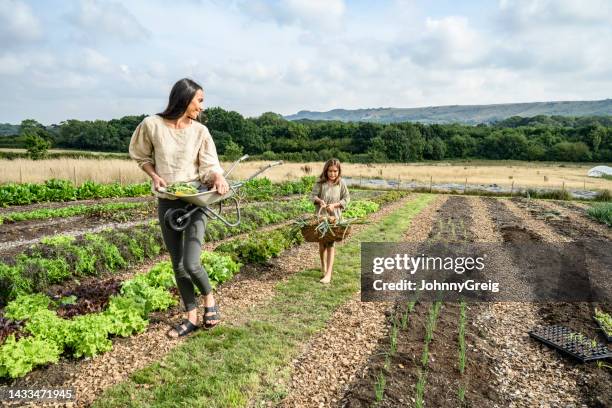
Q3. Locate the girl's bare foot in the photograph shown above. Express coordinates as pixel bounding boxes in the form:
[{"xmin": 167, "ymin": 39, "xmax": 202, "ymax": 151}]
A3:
[{"xmin": 320, "ymin": 274, "xmax": 331, "ymax": 284}]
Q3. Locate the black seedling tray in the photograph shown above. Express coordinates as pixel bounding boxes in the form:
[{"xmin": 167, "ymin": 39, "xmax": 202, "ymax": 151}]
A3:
[
  {"xmin": 529, "ymin": 325, "xmax": 612, "ymax": 363},
  {"xmin": 594, "ymin": 318, "xmax": 612, "ymax": 342}
]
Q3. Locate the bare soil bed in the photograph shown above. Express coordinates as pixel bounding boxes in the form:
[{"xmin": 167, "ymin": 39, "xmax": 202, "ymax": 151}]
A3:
[{"xmin": 339, "ymin": 196, "xmax": 611, "ymax": 408}]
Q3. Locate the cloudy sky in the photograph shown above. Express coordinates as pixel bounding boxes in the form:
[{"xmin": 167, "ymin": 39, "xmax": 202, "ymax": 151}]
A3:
[{"xmin": 1, "ymin": 0, "xmax": 611, "ymax": 124}]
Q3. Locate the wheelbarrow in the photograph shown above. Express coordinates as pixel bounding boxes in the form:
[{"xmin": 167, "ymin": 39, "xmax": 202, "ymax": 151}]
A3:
[{"xmin": 157, "ymin": 155, "xmax": 283, "ymax": 231}]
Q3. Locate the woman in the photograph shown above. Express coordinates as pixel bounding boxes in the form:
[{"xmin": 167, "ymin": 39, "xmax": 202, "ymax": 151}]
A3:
[
  {"xmin": 311, "ymin": 158, "xmax": 350, "ymax": 284},
  {"xmin": 129, "ymin": 78, "xmax": 229, "ymax": 337}
]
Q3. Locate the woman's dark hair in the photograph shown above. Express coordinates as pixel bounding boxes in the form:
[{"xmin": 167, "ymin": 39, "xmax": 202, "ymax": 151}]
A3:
[
  {"xmin": 318, "ymin": 158, "xmax": 342, "ymax": 185},
  {"xmin": 158, "ymin": 78, "xmax": 203, "ymax": 120}
]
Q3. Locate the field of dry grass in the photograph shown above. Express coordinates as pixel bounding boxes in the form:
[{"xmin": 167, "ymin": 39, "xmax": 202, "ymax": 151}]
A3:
[{"xmin": 0, "ymin": 158, "xmax": 610, "ymax": 191}]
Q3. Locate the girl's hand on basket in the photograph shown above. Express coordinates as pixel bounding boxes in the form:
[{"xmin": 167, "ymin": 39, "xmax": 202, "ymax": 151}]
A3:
[
  {"xmin": 212, "ymin": 173, "xmax": 229, "ymax": 195},
  {"xmin": 326, "ymin": 203, "xmax": 336, "ymax": 215},
  {"xmin": 152, "ymin": 175, "xmax": 167, "ymax": 191}
]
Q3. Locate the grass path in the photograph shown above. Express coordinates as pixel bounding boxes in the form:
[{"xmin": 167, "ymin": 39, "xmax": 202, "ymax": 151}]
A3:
[{"xmin": 93, "ymin": 194, "xmax": 436, "ymax": 407}]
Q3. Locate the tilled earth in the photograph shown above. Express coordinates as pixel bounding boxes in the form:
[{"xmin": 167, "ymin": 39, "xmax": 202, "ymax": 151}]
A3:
[{"xmin": 339, "ymin": 196, "xmax": 611, "ymax": 408}]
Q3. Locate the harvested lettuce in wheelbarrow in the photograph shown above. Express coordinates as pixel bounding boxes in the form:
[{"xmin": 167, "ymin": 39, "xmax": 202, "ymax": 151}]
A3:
[{"xmin": 166, "ymin": 183, "xmax": 198, "ymax": 195}]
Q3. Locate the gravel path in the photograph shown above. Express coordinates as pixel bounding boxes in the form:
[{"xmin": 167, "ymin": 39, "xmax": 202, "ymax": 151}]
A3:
[{"xmin": 404, "ymin": 194, "xmax": 447, "ymax": 242}]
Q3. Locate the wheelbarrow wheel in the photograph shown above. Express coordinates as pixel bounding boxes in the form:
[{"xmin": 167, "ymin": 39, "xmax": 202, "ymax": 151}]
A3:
[{"xmin": 164, "ymin": 208, "xmax": 191, "ymax": 231}]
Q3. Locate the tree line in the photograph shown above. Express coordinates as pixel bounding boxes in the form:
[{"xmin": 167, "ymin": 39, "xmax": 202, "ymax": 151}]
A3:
[{"xmin": 4, "ymin": 109, "xmax": 612, "ymax": 162}]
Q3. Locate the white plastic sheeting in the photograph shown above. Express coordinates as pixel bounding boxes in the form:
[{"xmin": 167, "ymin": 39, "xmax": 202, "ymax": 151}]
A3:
[{"xmin": 587, "ymin": 165, "xmax": 612, "ymax": 177}]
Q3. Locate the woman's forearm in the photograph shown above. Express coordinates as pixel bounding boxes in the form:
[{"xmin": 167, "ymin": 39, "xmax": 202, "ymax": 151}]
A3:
[{"xmin": 142, "ymin": 163, "xmax": 160, "ymax": 180}]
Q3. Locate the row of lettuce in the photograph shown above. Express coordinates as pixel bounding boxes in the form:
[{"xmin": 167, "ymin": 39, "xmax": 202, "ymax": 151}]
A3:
[
  {"xmin": 0, "ymin": 176, "xmax": 316, "ymax": 207},
  {"xmin": 0, "ymin": 201, "xmax": 154, "ymax": 225},
  {"xmin": 0, "ymin": 192, "xmax": 408, "ymax": 379},
  {"xmin": 0, "ymin": 226, "xmax": 307, "ymax": 378},
  {"xmin": 0, "ymin": 198, "xmax": 315, "ymax": 305}
]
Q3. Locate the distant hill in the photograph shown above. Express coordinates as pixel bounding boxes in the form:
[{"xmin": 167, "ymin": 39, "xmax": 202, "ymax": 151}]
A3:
[
  {"xmin": 285, "ymin": 99, "xmax": 612, "ymax": 124},
  {"xmin": 0, "ymin": 123, "xmax": 20, "ymax": 136}
]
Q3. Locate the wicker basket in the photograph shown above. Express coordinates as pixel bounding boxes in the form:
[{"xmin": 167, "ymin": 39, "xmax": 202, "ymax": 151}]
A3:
[
  {"xmin": 301, "ymin": 224, "xmax": 351, "ymax": 244},
  {"xmin": 300, "ymin": 208, "xmax": 351, "ymax": 244}
]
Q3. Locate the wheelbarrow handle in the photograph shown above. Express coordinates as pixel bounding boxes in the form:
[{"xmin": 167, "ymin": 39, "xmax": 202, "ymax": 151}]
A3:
[
  {"xmin": 244, "ymin": 160, "xmax": 283, "ymax": 182},
  {"xmin": 223, "ymin": 154, "xmax": 250, "ymax": 179}
]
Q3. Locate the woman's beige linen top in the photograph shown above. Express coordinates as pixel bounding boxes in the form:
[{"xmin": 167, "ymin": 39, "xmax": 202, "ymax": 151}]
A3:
[
  {"xmin": 311, "ymin": 179, "xmax": 350, "ymax": 216},
  {"xmin": 129, "ymin": 115, "xmax": 224, "ymax": 199}
]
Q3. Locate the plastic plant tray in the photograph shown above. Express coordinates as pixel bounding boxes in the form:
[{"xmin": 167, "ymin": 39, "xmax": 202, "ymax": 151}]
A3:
[
  {"xmin": 594, "ymin": 317, "xmax": 612, "ymax": 342},
  {"xmin": 529, "ymin": 325, "xmax": 612, "ymax": 363}
]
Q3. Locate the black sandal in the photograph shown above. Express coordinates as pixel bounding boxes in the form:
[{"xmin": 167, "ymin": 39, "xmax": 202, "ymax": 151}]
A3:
[
  {"xmin": 167, "ymin": 319, "xmax": 198, "ymax": 338},
  {"xmin": 203, "ymin": 305, "xmax": 221, "ymax": 329}
]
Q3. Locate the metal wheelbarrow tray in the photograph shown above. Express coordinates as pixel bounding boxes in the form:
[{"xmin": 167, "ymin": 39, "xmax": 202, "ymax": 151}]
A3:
[{"xmin": 157, "ymin": 155, "xmax": 283, "ymax": 231}]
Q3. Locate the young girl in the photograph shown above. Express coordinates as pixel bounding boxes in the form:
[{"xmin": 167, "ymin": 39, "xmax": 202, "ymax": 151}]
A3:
[{"xmin": 311, "ymin": 158, "xmax": 350, "ymax": 283}]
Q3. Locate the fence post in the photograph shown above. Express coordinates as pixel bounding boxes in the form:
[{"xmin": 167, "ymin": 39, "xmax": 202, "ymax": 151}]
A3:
[
  {"xmin": 20, "ymin": 166, "xmax": 23, "ymax": 183},
  {"xmin": 73, "ymin": 166, "xmax": 77, "ymax": 185},
  {"xmin": 464, "ymin": 178, "xmax": 468, "ymax": 194},
  {"xmin": 510, "ymin": 181, "xmax": 514, "ymax": 197},
  {"xmin": 429, "ymin": 175, "xmax": 433, "ymax": 193}
]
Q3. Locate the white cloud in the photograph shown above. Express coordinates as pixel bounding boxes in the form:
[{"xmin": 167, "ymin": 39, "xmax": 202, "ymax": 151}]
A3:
[
  {"xmin": 240, "ymin": 0, "xmax": 345, "ymax": 31},
  {"xmin": 392, "ymin": 16, "xmax": 489, "ymax": 68},
  {"xmin": 499, "ymin": 0, "xmax": 612, "ymax": 28},
  {"xmin": 0, "ymin": 0, "xmax": 42, "ymax": 46},
  {"xmin": 0, "ymin": 53, "xmax": 30, "ymax": 75},
  {"xmin": 66, "ymin": 0, "xmax": 150, "ymax": 44},
  {"xmin": 489, "ymin": 0, "xmax": 612, "ymax": 75}
]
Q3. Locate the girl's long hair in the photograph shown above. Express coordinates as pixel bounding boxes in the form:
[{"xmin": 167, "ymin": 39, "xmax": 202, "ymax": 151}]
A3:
[
  {"xmin": 318, "ymin": 158, "xmax": 342, "ymax": 185},
  {"xmin": 158, "ymin": 78, "xmax": 203, "ymax": 120}
]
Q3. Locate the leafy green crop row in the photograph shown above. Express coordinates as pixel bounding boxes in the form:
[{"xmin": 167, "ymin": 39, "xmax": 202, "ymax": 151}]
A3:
[
  {"xmin": 214, "ymin": 196, "xmax": 383, "ymax": 265},
  {"xmin": 587, "ymin": 202, "xmax": 612, "ymax": 226},
  {"xmin": 0, "ymin": 201, "xmax": 154, "ymax": 225},
  {"xmin": 0, "ymin": 251, "xmax": 240, "ymax": 378},
  {"xmin": 0, "ymin": 199, "xmax": 314, "ymax": 305},
  {"xmin": 343, "ymin": 200, "xmax": 379, "ymax": 218},
  {"xmin": 0, "ymin": 179, "xmax": 152, "ymax": 207},
  {"xmin": 240, "ymin": 176, "xmax": 315, "ymax": 201},
  {"xmin": 205, "ymin": 198, "xmax": 314, "ymax": 241},
  {"xmin": 0, "ymin": 224, "xmax": 163, "ymax": 305},
  {"xmin": 216, "ymin": 226, "xmax": 304, "ymax": 264},
  {"xmin": 0, "ymin": 176, "xmax": 316, "ymax": 207}
]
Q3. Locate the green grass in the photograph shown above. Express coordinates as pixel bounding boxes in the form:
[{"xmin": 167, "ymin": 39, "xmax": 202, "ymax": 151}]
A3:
[
  {"xmin": 587, "ymin": 202, "xmax": 612, "ymax": 226},
  {"xmin": 92, "ymin": 194, "xmax": 436, "ymax": 408}
]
